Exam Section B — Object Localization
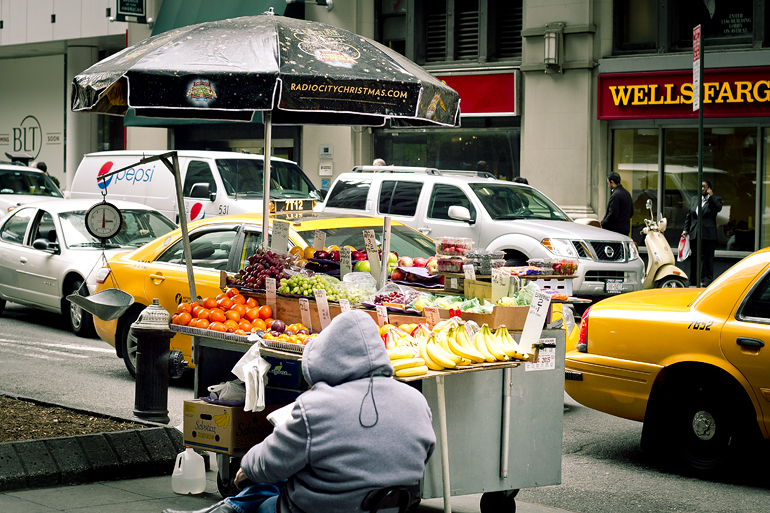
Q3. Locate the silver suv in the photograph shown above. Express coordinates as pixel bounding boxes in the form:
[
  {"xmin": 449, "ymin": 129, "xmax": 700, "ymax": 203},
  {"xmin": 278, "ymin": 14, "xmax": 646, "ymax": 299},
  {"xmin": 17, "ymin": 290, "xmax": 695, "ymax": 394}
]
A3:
[{"xmin": 321, "ymin": 166, "xmax": 644, "ymax": 298}]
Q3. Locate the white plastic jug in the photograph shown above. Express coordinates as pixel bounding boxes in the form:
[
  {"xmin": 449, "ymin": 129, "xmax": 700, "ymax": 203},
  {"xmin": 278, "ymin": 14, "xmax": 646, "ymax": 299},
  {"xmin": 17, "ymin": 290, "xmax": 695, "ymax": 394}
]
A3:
[{"xmin": 172, "ymin": 447, "xmax": 207, "ymax": 494}]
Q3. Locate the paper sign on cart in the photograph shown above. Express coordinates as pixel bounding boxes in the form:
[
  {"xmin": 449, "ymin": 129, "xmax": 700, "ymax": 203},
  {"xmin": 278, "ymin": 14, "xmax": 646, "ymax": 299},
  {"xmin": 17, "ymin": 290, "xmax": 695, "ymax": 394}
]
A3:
[
  {"xmin": 339, "ymin": 298, "xmax": 351, "ymax": 313},
  {"xmin": 265, "ymin": 277, "xmax": 277, "ymax": 312},
  {"xmin": 340, "ymin": 247, "xmax": 352, "ymax": 278},
  {"xmin": 423, "ymin": 306, "xmax": 439, "ymax": 328},
  {"xmin": 525, "ymin": 339, "xmax": 556, "ymax": 371},
  {"xmin": 463, "ymin": 264, "xmax": 476, "ymax": 281},
  {"xmin": 313, "ymin": 230, "xmax": 326, "ymax": 251},
  {"xmin": 518, "ymin": 291, "xmax": 552, "ymax": 355},
  {"xmin": 270, "ymin": 221, "xmax": 289, "ymax": 252},
  {"xmin": 375, "ymin": 305, "xmax": 388, "ymax": 327},
  {"xmin": 299, "ymin": 298, "xmax": 312, "ymax": 330},
  {"xmin": 492, "ymin": 269, "xmax": 510, "ymax": 302},
  {"xmin": 314, "ymin": 289, "xmax": 331, "ymax": 329},
  {"xmin": 362, "ymin": 229, "xmax": 381, "ymax": 275}
]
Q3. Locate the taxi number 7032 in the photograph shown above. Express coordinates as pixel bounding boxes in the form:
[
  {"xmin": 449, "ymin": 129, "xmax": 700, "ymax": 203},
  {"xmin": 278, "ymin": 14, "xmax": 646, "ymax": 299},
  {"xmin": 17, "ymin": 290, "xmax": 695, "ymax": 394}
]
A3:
[{"xmin": 688, "ymin": 320, "xmax": 713, "ymax": 331}]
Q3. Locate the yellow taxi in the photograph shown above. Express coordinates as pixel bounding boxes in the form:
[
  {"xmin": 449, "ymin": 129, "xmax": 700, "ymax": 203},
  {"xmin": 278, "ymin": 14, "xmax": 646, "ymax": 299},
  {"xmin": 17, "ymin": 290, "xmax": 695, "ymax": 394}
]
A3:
[
  {"xmin": 93, "ymin": 212, "xmax": 436, "ymax": 377},
  {"xmin": 565, "ymin": 247, "xmax": 770, "ymax": 475}
]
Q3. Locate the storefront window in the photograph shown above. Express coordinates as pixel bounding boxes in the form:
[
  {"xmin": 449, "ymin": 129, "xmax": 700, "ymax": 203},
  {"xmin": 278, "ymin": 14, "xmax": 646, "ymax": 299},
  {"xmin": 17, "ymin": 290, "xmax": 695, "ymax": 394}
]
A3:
[
  {"xmin": 611, "ymin": 128, "xmax": 659, "ymax": 245},
  {"xmin": 763, "ymin": 130, "xmax": 770, "ymax": 249},
  {"xmin": 373, "ymin": 128, "xmax": 520, "ymax": 181},
  {"xmin": 672, "ymin": 0, "xmax": 754, "ymax": 49},
  {"xmin": 614, "ymin": 0, "xmax": 657, "ymax": 52},
  {"xmin": 664, "ymin": 128, "xmax": 757, "ymax": 251}
]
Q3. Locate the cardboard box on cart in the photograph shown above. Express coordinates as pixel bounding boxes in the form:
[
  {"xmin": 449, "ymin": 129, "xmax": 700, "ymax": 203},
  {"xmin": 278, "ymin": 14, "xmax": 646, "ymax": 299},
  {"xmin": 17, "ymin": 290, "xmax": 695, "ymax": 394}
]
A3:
[{"xmin": 183, "ymin": 400, "xmax": 290, "ymax": 454}]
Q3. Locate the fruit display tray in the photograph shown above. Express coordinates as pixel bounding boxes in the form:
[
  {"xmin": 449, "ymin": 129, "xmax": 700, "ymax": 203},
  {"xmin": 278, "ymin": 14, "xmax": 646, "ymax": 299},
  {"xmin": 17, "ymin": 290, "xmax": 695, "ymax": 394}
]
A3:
[{"xmin": 259, "ymin": 339, "xmax": 305, "ymax": 355}]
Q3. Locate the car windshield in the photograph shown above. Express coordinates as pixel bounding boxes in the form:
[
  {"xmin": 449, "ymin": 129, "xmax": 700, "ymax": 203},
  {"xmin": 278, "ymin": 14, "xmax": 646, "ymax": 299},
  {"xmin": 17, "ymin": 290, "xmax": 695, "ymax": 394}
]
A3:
[
  {"xmin": 469, "ymin": 183, "xmax": 570, "ymax": 221},
  {"xmin": 216, "ymin": 159, "xmax": 322, "ymax": 200},
  {"xmin": 0, "ymin": 169, "xmax": 62, "ymax": 198},
  {"xmin": 60, "ymin": 209, "xmax": 176, "ymax": 248},
  {"xmin": 295, "ymin": 225, "xmax": 435, "ymax": 259}
]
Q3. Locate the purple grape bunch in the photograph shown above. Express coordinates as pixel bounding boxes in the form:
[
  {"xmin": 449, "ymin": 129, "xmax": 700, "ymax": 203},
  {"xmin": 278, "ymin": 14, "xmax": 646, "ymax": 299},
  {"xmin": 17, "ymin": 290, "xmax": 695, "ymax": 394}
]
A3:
[{"xmin": 229, "ymin": 248, "xmax": 295, "ymax": 290}]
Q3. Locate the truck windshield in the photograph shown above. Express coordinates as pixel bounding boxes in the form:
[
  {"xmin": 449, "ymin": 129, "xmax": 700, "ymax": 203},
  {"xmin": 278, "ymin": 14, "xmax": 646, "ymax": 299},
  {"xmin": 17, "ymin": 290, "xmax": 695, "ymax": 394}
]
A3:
[
  {"xmin": 216, "ymin": 159, "xmax": 322, "ymax": 200},
  {"xmin": 468, "ymin": 183, "xmax": 570, "ymax": 221},
  {"xmin": 0, "ymin": 169, "xmax": 63, "ymax": 198}
]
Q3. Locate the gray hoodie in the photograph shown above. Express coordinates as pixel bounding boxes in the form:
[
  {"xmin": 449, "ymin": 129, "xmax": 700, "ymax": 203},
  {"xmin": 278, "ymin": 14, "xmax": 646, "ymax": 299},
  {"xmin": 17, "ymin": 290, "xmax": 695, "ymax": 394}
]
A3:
[{"xmin": 240, "ymin": 310, "xmax": 436, "ymax": 513}]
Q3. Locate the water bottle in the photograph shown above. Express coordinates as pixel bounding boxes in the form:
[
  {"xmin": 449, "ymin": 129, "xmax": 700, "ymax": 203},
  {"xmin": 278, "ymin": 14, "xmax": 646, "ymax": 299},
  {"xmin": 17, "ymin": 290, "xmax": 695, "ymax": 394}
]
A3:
[{"xmin": 172, "ymin": 447, "xmax": 207, "ymax": 494}]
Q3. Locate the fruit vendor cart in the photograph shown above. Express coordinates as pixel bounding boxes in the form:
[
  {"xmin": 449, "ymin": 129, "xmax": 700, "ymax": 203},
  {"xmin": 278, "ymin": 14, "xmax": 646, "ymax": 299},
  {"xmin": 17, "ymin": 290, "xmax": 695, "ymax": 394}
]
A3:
[{"xmin": 173, "ymin": 309, "xmax": 565, "ymax": 513}]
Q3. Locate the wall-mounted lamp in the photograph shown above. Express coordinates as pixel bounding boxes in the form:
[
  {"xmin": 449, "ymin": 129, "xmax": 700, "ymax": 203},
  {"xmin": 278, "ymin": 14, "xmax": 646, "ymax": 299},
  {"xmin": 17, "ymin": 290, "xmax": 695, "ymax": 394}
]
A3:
[
  {"xmin": 543, "ymin": 22, "xmax": 565, "ymax": 74},
  {"xmin": 286, "ymin": 0, "xmax": 333, "ymax": 11}
]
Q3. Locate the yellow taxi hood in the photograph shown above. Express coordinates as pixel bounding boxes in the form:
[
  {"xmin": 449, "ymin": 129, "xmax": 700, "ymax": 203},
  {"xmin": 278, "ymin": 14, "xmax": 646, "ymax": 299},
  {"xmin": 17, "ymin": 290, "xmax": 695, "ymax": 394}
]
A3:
[{"xmin": 591, "ymin": 287, "xmax": 701, "ymax": 313}]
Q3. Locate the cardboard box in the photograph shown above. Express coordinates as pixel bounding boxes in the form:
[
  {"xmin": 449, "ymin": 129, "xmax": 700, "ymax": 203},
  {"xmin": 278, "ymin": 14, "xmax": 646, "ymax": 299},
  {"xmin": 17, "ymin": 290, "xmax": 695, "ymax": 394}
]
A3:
[
  {"xmin": 438, "ymin": 305, "xmax": 530, "ymax": 330},
  {"xmin": 183, "ymin": 400, "xmax": 289, "ymax": 454}
]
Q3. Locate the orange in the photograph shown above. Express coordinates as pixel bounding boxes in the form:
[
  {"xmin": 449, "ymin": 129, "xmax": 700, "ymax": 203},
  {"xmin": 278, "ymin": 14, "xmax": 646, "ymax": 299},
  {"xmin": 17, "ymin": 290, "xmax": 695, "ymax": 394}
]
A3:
[
  {"xmin": 196, "ymin": 318, "xmax": 210, "ymax": 329},
  {"xmin": 197, "ymin": 308, "xmax": 210, "ymax": 320},
  {"xmin": 258, "ymin": 305, "xmax": 273, "ymax": 320},
  {"xmin": 209, "ymin": 321, "xmax": 226, "ymax": 332},
  {"xmin": 289, "ymin": 246, "xmax": 304, "ymax": 257},
  {"xmin": 244, "ymin": 307, "xmax": 260, "ymax": 322},
  {"xmin": 202, "ymin": 297, "xmax": 218, "ymax": 309},
  {"xmin": 216, "ymin": 293, "xmax": 228, "ymax": 302},
  {"xmin": 263, "ymin": 318, "xmax": 274, "ymax": 329},
  {"xmin": 234, "ymin": 329, "xmax": 247, "ymax": 336},
  {"xmin": 225, "ymin": 310, "xmax": 241, "ymax": 322},
  {"xmin": 303, "ymin": 246, "xmax": 316, "ymax": 259},
  {"xmin": 226, "ymin": 287, "xmax": 239, "ymax": 298},
  {"xmin": 251, "ymin": 318, "xmax": 266, "ymax": 331},
  {"xmin": 191, "ymin": 304, "xmax": 204, "ymax": 318},
  {"xmin": 177, "ymin": 302, "xmax": 192, "ymax": 314},
  {"xmin": 176, "ymin": 312, "xmax": 192, "ymax": 326},
  {"xmin": 246, "ymin": 297, "xmax": 259, "ymax": 309},
  {"xmin": 232, "ymin": 303, "xmax": 247, "ymax": 318},
  {"xmin": 238, "ymin": 319, "xmax": 253, "ymax": 332},
  {"xmin": 217, "ymin": 297, "xmax": 234, "ymax": 311},
  {"xmin": 224, "ymin": 319, "xmax": 239, "ymax": 332},
  {"xmin": 232, "ymin": 294, "xmax": 246, "ymax": 305},
  {"xmin": 209, "ymin": 308, "xmax": 226, "ymax": 323}
]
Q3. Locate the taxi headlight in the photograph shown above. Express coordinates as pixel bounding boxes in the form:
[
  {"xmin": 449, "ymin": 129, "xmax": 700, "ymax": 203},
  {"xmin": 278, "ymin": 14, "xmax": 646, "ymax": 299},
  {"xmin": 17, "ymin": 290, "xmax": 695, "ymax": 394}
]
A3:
[{"xmin": 541, "ymin": 238, "xmax": 578, "ymax": 258}]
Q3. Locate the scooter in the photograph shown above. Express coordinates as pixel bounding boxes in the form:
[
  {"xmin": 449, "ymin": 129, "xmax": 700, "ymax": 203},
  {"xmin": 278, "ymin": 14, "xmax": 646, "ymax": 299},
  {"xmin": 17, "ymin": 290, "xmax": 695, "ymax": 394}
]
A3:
[{"xmin": 641, "ymin": 199, "xmax": 689, "ymax": 288}]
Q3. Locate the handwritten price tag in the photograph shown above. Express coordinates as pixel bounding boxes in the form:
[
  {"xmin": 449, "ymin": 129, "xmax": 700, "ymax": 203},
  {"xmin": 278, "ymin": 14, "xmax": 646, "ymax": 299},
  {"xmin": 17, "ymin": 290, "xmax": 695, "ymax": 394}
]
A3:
[
  {"xmin": 423, "ymin": 306, "xmax": 440, "ymax": 328},
  {"xmin": 299, "ymin": 298, "xmax": 312, "ymax": 330},
  {"xmin": 375, "ymin": 305, "xmax": 388, "ymax": 327},
  {"xmin": 491, "ymin": 268, "xmax": 510, "ymax": 302},
  {"xmin": 313, "ymin": 230, "xmax": 326, "ymax": 251},
  {"xmin": 362, "ymin": 229, "xmax": 381, "ymax": 275},
  {"xmin": 314, "ymin": 289, "xmax": 331, "ymax": 329},
  {"xmin": 525, "ymin": 339, "xmax": 557, "ymax": 372},
  {"xmin": 339, "ymin": 298, "xmax": 351, "ymax": 313},
  {"xmin": 463, "ymin": 264, "xmax": 476, "ymax": 281},
  {"xmin": 265, "ymin": 277, "xmax": 277, "ymax": 312},
  {"xmin": 271, "ymin": 221, "xmax": 290, "ymax": 252},
  {"xmin": 518, "ymin": 291, "xmax": 552, "ymax": 355},
  {"xmin": 340, "ymin": 247, "xmax": 352, "ymax": 278}
]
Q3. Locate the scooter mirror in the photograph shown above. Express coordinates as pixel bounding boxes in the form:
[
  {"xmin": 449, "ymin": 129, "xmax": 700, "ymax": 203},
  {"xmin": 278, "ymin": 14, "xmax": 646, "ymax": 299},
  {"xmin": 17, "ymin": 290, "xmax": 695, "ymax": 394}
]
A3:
[{"xmin": 645, "ymin": 199, "xmax": 652, "ymax": 210}]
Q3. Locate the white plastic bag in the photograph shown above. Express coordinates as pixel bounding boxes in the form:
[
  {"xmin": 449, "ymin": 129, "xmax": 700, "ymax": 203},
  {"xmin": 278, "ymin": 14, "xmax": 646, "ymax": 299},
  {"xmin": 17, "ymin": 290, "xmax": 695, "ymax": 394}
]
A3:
[
  {"xmin": 231, "ymin": 343, "xmax": 271, "ymax": 412},
  {"xmin": 678, "ymin": 236, "xmax": 691, "ymax": 262},
  {"xmin": 207, "ymin": 380, "xmax": 246, "ymax": 402}
]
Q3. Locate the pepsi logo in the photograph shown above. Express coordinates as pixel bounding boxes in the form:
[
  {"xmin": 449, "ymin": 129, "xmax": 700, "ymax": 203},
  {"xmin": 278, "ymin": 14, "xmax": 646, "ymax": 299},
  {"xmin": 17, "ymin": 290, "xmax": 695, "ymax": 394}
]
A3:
[
  {"xmin": 97, "ymin": 161, "xmax": 114, "ymax": 189},
  {"xmin": 189, "ymin": 203, "xmax": 205, "ymax": 221}
]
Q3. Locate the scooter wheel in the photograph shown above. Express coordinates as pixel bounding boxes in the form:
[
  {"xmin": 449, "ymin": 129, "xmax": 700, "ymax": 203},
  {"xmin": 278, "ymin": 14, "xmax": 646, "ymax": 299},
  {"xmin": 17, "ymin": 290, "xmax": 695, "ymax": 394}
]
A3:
[{"xmin": 657, "ymin": 277, "xmax": 688, "ymax": 288}]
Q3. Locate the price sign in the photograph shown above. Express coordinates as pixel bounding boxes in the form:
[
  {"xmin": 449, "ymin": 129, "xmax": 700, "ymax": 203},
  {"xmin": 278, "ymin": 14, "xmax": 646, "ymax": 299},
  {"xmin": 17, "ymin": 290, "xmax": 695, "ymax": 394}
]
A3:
[
  {"xmin": 362, "ymin": 229, "xmax": 381, "ymax": 272},
  {"xmin": 423, "ymin": 306, "xmax": 440, "ymax": 328},
  {"xmin": 518, "ymin": 291, "xmax": 552, "ymax": 355},
  {"xmin": 271, "ymin": 221, "xmax": 290, "ymax": 252},
  {"xmin": 265, "ymin": 277, "xmax": 277, "ymax": 312},
  {"xmin": 339, "ymin": 298, "xmax": 351, "ymax": 313},
  {"xmin": 450, "ymin": 277, "xmax": 458, "ymax": 290},
  {"xmin": 491, "ymin": 268, "xmax": 510, "ymax": 303},
  {"xmin": 375, "ymin": 305, "xmax": 388, "ymax": 327},
  {"xmin": 314, "ymin": 289, "xmax": 331, "ymax": 329},
  {"xmin": 340, "ymin": 247, "xmax": 352, "ymax": 278},
  {"xmin": 525, "ymin": 340, "xmax": 556, "ymax": 371},
  {"xmin": 299, "ymin": 298, "xmax": 312, "ymax": 330},
  {"xmin": 313, "ymin": 230, "xmax": 327, "ymax": 251},
  {"xmin": 463, "ymin": 264, "xmax": 476, "ymax": 281}
]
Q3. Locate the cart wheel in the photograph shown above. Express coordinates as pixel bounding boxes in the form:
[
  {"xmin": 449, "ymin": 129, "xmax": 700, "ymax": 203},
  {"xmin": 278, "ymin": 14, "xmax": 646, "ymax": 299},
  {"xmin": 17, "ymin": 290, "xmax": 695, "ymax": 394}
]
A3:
[
  {"xmin": 480, "ymin": 489, "xmax": 518, "ymax": 513},
  {"xmin": 217, "ymin": 470, "xmax": 241, "ymax": 498}
]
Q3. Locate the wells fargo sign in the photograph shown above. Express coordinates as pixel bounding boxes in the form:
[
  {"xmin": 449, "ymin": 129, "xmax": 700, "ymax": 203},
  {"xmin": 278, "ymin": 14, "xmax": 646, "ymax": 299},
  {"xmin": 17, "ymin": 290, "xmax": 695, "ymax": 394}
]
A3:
[{"xmin": 598, "ymin": 67, "xmax": 770, "ymax": 120}]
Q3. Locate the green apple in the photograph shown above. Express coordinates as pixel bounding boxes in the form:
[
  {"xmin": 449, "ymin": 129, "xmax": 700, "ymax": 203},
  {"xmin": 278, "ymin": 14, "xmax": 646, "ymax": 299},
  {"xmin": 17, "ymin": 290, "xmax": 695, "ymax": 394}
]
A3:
[
  {"xmin": 388, "ymin": 252, "xmax": 398, "ymax": 264},
  {"xmin": 354, "ymin": 260, "xmax": 371, "ymax": 272}
]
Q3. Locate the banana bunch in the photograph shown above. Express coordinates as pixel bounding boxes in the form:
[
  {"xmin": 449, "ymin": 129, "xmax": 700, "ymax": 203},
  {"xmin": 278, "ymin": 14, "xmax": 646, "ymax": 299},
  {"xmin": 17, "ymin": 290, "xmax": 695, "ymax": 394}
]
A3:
[
  {"xmin": 213, "ymin": 411, "xmax": 230, "ymax": 428},
  {"xmin": 492, "ymin": 324, "xmax": 531, "ymax": 361},
  {"xmin": 385, "ymin": 326, "xmax": 417, "ymax": 350},
  {"xmin": 417, "ymin": 332, "xmax": 461, "ymax": 371},
  {"xmin": 386, "ymin": 346, "xmax": 428, "ymax": 377}
]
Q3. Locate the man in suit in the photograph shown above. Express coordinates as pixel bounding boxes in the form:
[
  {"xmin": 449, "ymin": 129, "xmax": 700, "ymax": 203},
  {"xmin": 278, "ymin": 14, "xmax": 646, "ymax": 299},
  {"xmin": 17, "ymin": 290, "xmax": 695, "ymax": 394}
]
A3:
[
  {"xmin": 682, "ymin": 180, "xmax": 722, "ymax": 286},
  {"xmin": 601, "ymin": 172, "xmax": 634, "ymax": 236}
]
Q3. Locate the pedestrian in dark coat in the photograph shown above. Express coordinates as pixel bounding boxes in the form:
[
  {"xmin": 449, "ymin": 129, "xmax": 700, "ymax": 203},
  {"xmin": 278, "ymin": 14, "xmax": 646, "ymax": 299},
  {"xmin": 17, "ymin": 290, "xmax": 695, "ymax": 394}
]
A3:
[
  {"xmin": 601, "ymin": 172, "xmax": 634, "ymax": 236},
  {"xmin": 682, "ymin": 180, "xmax": 722, "ymax": 286}
]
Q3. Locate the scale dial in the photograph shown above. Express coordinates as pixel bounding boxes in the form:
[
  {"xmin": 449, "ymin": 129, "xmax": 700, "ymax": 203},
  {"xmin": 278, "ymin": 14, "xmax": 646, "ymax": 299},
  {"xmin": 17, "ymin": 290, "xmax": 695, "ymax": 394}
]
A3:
[{"xmin": 85, "ymin": 202, "xmax": 123, "ymax": 240}]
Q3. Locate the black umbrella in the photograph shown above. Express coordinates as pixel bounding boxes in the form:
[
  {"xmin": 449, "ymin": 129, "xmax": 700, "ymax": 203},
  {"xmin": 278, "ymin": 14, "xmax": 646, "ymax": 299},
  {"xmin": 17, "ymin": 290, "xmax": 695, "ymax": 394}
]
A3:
[{"xmin": 72, "ymin": 8, "xmax": 460, "ymax": 243}]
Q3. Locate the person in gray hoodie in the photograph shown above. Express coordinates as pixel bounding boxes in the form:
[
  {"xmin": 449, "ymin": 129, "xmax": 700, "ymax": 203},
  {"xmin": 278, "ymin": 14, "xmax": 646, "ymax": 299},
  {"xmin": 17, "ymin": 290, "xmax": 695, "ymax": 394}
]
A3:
[{"xmin": 164, "ymin": 309, "xmax": 435, "ymax": 513}]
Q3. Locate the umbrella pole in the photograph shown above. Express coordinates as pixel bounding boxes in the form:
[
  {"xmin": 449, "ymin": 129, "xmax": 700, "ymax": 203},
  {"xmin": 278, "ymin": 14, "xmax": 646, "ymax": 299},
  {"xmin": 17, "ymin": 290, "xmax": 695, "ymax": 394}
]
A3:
[{"xmin": 262, "ymin": 112, "xmax": 273, "ymax": 249}]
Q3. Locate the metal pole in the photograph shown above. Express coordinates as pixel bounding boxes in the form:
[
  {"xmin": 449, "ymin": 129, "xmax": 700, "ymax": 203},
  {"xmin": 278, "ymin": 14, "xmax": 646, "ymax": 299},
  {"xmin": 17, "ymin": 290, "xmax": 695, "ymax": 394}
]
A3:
[
  {"xmin": 500, "ymin": 367, "xmax": 513, "ymax": 478},
  {"xmin": 262, "ymin": 112, "xmax": 273, "ymax": 249},
  {"xmin": 169, "ymin": 153, "xmax": 197, "ymax": 302},
  {"xmin": 696, "ymin": 52, "xmax": 704, "ymax": 287},
  {"xmin": 379, "ymin": 216, "xmax": 392, "ymax": 290},
  {"xmin": 435, "ymin": 375, "xmax": 452, "ymax": 513}
]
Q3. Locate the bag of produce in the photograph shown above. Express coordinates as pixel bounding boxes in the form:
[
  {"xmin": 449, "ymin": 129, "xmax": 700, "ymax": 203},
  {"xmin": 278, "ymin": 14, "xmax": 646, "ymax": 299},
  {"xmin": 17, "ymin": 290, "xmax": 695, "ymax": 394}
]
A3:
[
  {"xmin": 370, "ymin": 283, "xmax": 421, "ymax": 308},
  {"xmin": 514, "ymin": 281, "xmax": 541, "ymax": 306}
]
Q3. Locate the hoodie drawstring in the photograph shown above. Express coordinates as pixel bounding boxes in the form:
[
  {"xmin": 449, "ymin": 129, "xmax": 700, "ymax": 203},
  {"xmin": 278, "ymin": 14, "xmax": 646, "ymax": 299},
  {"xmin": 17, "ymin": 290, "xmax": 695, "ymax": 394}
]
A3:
[{"xmin": 359, "ymin": 375, "xmax": 379, "ymax": 428}]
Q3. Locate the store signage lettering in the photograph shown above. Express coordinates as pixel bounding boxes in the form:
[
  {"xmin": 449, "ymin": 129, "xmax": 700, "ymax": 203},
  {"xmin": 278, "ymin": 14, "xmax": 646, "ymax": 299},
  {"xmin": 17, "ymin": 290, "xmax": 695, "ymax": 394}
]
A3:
[
  {"xmin": 598, "ymin": 67, "xmax": 770, "ymax": 120},
  {"xmin": 11, "ymin": 115, "xmax": 43, "ymax": 159}
]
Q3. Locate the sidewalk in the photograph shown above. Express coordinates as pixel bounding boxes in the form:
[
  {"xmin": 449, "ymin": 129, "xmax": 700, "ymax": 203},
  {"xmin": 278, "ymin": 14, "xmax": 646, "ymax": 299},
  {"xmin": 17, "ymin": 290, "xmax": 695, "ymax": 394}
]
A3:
[{"xmin": 1, "ymin": 457, "xmax": 574, "ymax": 513}]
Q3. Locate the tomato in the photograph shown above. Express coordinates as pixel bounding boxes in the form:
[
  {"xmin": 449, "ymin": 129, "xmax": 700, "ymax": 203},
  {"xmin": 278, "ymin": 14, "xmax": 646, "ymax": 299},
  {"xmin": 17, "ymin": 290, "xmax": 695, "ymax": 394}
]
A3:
[
  {"xmin": 232, "ymin": 303, "xmax": 247, "ymax": 318},
  {"xmin": 258, "ymin": 305, "xmax": 273, "ymax": 320},
  {"xmin": 232, "ymin": 294, "xmax": 246, "ymax": 305},
  {"xmin": 225, "ymin": 310, "xmax": 241, "ymax": 322},
  {"xmin": 197, "ymin": 308, "xmax": 210, "ymax": 320},
  {"xmin": 238, "ymin": 319, "xmax": 253, "ymax": 332},
  {"xmin": 176, "ymin": 312, "xmax": 192, "ymax": 326},
  {"xmin": 244, "ymin": 307, "xmax": 260, "ymax": 322},
  {"xmin": 218, "ymin": 297, "xmax": 234, "ymax": 311},
  {"xmin": 177, "ymin": 302, "xmax": 192, "ymax": 314},
  {"xmin": 209, "ymin": 321, "xmax": 226, "ymax": 332},
  {"xmin": 251, "ymin": 318, "xmax": 266, "ymax": 331},
  {"xmin": 196, "ymin": 318, "xmax": 210, "ymax": 329},
  {"xmin": 246, "ymin": 297, "xmax": 259, "ymax": 309},
  {"xmin": 226, "ymin": 287, "xmax": 239, "ymax": 298},
  {"xmin": 209, "ymin": 308, "xmax": 227, "ymax": 323},
  {"xmin": 224, "ymin": 319, "xmax": 239, "ymax": 332},
  {"xmin": 202, "ymin": 297, "xmax": 218, "ymax": 309}
]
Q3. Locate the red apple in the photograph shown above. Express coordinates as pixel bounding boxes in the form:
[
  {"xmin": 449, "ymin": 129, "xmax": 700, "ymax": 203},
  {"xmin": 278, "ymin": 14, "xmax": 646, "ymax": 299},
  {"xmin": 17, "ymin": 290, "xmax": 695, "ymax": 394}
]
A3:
[
  {"xmin": 397, "ymin": 256, "xmax": 414, "ymax": 267},
  {"xmin": 391, "ymin": 268, "xmax": 406, "ymax": 281},
  {"xmin": 413, "ymin": 257, "xmax": 428, "ymax": 267},
  {"xmin": 351, "ymin": 250, "xmax": 367, "ymax": 261},
  {"xmin": 426, "ymin": 256, "xmax": 439, "ymax": 274},
  {"xmin": 330, "ymin": 250, "xmax": 341, "ymax": 262}
]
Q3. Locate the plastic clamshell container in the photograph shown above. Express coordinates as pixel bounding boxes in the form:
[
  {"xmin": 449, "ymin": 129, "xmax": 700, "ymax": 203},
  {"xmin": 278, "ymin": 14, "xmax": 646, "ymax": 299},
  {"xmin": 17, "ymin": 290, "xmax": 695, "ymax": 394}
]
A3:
[{"xmin": 435, "ymin": 237, "xmax": 473, "ymax": 256}]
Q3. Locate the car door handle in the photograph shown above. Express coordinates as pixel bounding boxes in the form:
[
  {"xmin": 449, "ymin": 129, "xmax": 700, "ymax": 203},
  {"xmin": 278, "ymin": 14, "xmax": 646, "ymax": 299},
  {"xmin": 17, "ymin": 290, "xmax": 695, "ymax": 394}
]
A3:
[
  {"xmin": 19, "ymin": 257, "xmax": 27, "ymax": 264},
  {"xmin": 737, "ymin": 337, "xmax": 765, "ymax": 348},
  {"xmin": 418, "ymin": 227, "xmax": 432, "ymax": 234},
  {"xmin": 149, "ymin": 273, "xmax": 166, "ymax": 282}
]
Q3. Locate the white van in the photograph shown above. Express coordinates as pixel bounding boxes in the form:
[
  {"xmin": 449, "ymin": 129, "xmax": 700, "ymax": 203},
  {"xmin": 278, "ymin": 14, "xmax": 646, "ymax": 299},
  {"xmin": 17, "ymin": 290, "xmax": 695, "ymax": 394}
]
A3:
[{"xmin": 69, "ymin": 150, "xmax": 322, "ymax": 223}]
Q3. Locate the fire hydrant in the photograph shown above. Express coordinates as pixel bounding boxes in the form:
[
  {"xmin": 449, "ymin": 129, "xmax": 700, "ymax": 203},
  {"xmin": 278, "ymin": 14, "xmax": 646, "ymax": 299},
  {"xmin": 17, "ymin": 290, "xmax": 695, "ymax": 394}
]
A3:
[{"xmin": 131, "ymin": 299, "xmax": 187, "ymax": 424}]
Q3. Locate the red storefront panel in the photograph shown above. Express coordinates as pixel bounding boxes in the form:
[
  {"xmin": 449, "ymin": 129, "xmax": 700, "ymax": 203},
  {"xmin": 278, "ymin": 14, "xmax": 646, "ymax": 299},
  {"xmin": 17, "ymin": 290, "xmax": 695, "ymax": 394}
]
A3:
[
  {"xmin": 437, "ymin": 72, "xmax": 518, "ymax": 116},
  {"xmin": 598, "ymin": 67, "xmax": 770, "ymax": 120}
]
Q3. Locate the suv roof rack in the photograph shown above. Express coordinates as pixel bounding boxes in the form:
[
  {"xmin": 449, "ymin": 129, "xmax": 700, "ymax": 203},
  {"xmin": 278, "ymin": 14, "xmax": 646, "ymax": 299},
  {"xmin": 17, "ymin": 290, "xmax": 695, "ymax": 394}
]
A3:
[{"xmin": 351, "ymin": 165, "xmax": 496, "ymax": 179}]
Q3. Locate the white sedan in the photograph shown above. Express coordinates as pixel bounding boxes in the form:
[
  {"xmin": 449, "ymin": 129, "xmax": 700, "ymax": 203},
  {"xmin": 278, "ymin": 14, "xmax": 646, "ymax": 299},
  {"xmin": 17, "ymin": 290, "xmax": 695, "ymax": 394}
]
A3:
[{"xmin": 0, "ymin": 199, "xmax": 176, "ymax": 336}]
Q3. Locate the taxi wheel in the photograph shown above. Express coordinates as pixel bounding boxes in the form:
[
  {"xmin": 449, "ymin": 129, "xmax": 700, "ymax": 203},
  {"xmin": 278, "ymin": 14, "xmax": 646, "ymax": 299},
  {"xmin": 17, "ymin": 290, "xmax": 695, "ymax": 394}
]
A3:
[
  {"xmin": 120, "ymin": 308, "xmax": 143, "ymax": 378},
  {"xmin": 65, "ymin": 279, "xmax": 95, "ymax": 338},
  {"xmin": 664, "ymin": 376, "xmax": 750, "ymax": 474}
]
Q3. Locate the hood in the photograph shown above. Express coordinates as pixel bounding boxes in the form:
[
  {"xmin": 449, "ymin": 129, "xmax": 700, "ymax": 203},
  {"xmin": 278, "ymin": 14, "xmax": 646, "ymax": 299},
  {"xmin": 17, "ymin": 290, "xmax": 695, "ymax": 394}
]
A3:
[
  {"xmin": 594, "ymin": 287, "xmax": 701, "ymax": 313},
  {"xmin": 302, "ymin": 310, "xmax": 393, "ymax": 387},
  {"xmin": 508, "ymin": 219, "xmax": 633, "ymax": 242}
]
